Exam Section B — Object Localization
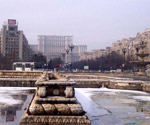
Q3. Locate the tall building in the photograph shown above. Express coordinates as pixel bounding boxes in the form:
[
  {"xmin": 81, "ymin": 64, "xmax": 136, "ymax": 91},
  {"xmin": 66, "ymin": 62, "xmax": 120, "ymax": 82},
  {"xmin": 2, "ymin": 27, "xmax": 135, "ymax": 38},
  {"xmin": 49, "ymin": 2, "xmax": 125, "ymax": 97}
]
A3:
[
  {"xmin": 37, "ymin": 35, "xmax": 73, "ymax": 62},
  {"xmin": 30, "ymin": 44, "xmax": 38, "ymax": 54},
  {"xmin": 111, "ymin": 29, "xmax": 150, "ymax": 61},
  {"xmin": 72, "ymin": 45, "xmax": 87, "ymax": 62},
  {"xmin": 79, "ymin": 49, "xmax": 108, "ymax": 61},
  {"xmin": 0, "ymin": 19, "xmax": 31, "ymax": 62}
]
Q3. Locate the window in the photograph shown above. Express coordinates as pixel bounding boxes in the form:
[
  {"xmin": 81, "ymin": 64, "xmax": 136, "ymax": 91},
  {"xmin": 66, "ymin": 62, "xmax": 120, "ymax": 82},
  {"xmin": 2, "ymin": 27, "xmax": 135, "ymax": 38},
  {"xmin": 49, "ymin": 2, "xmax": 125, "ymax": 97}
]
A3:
[
  {"xmin": 9, "ymin": 27, "xmax": 15, "ymax": 31},
  {"xmin": 25, "ymin": 64, "xmax": 31, "ymax": 68},
  {"xmin": 16, "ymin": 64, "xmax": 22, "ymax": 67}
]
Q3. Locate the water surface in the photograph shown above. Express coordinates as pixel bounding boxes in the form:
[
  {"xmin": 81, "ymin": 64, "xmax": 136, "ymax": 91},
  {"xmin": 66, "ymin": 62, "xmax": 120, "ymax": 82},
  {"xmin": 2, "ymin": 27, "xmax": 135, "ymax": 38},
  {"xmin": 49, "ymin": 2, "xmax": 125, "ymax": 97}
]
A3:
[
  {"xmin": 0, "ymin": 87, "xmax": 36, "ymax": 125},
  {"xmin": 76, "ymin": 88, "xmax": 150, "ymax": 125},
  {"xmin": 1, "ymin": 87, "xmax": 150, "ymax": 125}
]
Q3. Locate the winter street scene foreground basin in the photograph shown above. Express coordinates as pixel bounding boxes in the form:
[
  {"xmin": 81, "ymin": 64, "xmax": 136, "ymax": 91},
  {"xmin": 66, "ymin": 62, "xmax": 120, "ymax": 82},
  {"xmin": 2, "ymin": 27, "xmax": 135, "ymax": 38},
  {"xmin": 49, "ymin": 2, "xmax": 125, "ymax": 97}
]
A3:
[
  {"xmin": 76, "ymin": 88, "xmax": 150, "ymax": 125},
  {"xmin": 1, "ymin": 87, "xmax": 150, "ymax": 125}
]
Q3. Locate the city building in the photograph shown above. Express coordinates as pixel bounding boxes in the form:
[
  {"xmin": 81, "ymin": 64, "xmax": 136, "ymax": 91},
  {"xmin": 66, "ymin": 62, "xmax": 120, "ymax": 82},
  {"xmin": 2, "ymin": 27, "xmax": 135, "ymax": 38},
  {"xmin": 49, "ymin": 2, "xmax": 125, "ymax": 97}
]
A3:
[
  {"xmin": 30, "ymin": 44, "xmax": 38, "ymax": 54},
  {"xmin": 37, "ymin": 35, "xmax": 73, "ymax": 62},
  {"xmin": 72, "ymin": 45, "xmax": 87, "ymax": 62},
  {"xmin": 111, "ymin": 29, "xmax": 150, "ymax": 62},
  {"xmin": 79, "ymin": 29, "xmax": 150, "ymax": 63},
  {"xmin": 79, "ymin": 49, "xmax": 108, "ymax": 61},
  {"xmin": 0, "ymin": 19, "xmax": 31, "ymax": 62}
]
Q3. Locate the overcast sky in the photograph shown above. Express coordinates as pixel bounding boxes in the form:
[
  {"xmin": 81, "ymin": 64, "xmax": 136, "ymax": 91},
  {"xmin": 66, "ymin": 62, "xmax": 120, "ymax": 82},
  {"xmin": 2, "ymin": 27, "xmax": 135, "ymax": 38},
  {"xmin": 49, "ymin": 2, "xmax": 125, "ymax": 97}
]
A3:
[{"xmin": 0, "ymin": 0, "xmax": 150, "ymax": 50}]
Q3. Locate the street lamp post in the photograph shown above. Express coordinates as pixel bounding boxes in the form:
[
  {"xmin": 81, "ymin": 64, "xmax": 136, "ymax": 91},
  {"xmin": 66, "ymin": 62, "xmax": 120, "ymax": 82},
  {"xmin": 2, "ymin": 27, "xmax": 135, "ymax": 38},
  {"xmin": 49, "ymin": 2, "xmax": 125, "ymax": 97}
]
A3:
[
  {"xmin": 61, "ymin": 53, "xmax": 66, "ymax": 68},
  {"xmin": 136, "ymin": 47, "xmax": 139, "ymax": 61},
  {"xmin": 128, "ymin": 46, "xmax": 131, "ymax": 60},
  {"xmin": 122, "ymin": 48, "xmax": 126, "ymax": 72},
  {"xmin": 65, "ymin": 48, "xmax": 70, "ymax": 71},
  {"xmin": 69, "ymin": 44, "xmax": 75, "ymax": 71},
  {"xmin": 122, "ymin": 48, "xmax": 126, "ymax": 63}
]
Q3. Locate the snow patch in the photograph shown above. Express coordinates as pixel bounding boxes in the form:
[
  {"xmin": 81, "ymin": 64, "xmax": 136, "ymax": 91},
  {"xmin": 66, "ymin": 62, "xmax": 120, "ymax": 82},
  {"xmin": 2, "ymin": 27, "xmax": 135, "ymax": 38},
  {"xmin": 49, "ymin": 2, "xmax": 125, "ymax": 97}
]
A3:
[
  {"xmin": 0, "ymin": 95, "xmax": 22, "ymax": 105},
  {"xmin": 133, "ymin": 96, "xmax": 150, "ymax": 101},
  {"xmin": 0, "ymin": 87, "xmax": 35, "ymax": 105},
  {"xmin": 79, "ymin": 88, "xmax": 149, "ymax": 95},
  {"xmin": 75, "ymin": 88, "xmax": 110, "ymax": 117}
]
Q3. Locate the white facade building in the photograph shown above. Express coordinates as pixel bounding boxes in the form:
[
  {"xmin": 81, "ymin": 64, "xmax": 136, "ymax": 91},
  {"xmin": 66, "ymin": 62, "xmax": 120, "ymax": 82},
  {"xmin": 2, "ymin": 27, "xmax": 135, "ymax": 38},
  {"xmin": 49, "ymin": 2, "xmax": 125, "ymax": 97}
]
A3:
[
  {"xmin": 37, "ymin": 35, "xmax": 73, "ymax": 62},
  {"xmin": 72, "ymin": 45, "xmax": 87, "ymax": 62}
]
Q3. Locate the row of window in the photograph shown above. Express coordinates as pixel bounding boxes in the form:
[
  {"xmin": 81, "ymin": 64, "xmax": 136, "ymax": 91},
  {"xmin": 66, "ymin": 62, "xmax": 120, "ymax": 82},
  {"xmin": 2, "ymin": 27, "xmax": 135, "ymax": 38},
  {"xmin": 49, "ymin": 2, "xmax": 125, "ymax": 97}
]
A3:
[
  {"xmin": 6, "ymin": 43, "xmax": 19, "ymax": 47},
  {"xmin": 39, "ymin": 36, "xmax": 72, "ymax": 40},
  {"xmin": 6, "ymin": 47, "xmax": 19, "ymax": 50},
  {"xmin": 6, "ymin": 38, "xmax": 19, "ymax": 41}
]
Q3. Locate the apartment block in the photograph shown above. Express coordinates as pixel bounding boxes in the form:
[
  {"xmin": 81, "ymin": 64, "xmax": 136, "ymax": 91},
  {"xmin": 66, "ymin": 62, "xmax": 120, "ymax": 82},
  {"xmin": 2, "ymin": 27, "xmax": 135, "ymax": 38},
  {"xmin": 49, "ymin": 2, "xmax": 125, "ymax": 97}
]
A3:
[
  {"xmin": 111, "ymin": 29, "xmax": 150, "ymax": 61},
  {"xmin": 30, "ymin": 44, "xmax": 38, "ymax": 54},
  {"xmin": 0, "ymin": 19, "xmax": 31, "ymax": 62},
  {"xmin": 72, "ymin": 45, "xmax": 87, "ymax": 62}
]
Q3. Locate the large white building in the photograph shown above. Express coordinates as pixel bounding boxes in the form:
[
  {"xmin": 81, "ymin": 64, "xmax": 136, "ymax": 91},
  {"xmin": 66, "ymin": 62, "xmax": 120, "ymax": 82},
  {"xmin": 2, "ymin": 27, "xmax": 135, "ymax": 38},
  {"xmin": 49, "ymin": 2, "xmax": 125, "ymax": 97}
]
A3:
[{"xmin": 37, "ymin": 35, "xmax": 73, "ymax": 62}]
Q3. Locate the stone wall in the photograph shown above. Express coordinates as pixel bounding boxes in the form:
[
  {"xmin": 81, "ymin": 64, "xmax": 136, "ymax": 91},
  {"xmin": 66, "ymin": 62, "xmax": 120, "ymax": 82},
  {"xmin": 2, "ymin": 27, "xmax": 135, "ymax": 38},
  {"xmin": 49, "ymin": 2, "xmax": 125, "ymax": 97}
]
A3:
[
  {"xmin": 0, "ymin": 78, "xmax": 36, "ymax": 87},
  {"xmin": 0, "ymin": 70, "xmax": 43, "ymax": 78},
  {"xmin": 0, "ymin": 70, "xmax": 43, "ymax": 87},
  {"xmin": 59, "ymin": 72, "xmax": 150, "ymax": 93},
  {"xmin": 60, "ymin": 72, "xmax": 149, "ymax": 79}
]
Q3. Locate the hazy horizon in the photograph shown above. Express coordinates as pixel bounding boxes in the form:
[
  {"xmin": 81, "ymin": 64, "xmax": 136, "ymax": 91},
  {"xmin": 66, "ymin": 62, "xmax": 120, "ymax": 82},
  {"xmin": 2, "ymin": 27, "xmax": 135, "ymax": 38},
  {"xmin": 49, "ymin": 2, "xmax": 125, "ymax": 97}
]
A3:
[{"xmin": 0, "ymin": 0, "xmax": 150, "ymax": 50}]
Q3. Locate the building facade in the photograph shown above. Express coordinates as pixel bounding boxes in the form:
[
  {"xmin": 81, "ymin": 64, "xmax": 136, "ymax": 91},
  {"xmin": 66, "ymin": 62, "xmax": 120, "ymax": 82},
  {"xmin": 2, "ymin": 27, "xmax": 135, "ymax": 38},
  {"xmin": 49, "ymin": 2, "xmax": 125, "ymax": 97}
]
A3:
[
  {"xmin": 79, "ymin": 29, "xmax": 150, "ymax": 63},
  {"xmin": 72, "ymin": 45, "xmax": 87, "ymax": 62},
  {"xmin": 0, "ymin": 19, "xmax": 31, "ymax": 62},
  {"xmin": 30, "ymin": 44, "xmax": 38, "ymax": 54},
  {"xmin": 111, "ymin": 29, "xmax": 150, "ymax": 61},
  {"xmin": 79, "ymin": 49, "xmax": 109, "ymax": 61},
  {"xmin": 37, "ymin": 35, "xmax": 73, "ymax": 62}
]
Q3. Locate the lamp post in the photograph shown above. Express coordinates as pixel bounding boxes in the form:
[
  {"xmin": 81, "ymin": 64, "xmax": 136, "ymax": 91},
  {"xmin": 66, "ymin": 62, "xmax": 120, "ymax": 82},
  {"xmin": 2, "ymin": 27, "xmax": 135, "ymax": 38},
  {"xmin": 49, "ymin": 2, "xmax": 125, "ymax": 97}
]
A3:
[
  {"xmin": 126, "ymin": 46, "xmax": 131, "ymax": 71},
  {"xmin": 136, "ymin": 47, "xmax": 139, "ymax": 61},
  {"xmin": 122, "ymin": 48, "xmax": 126, "ymax": 63},
  {"xmin": 122, "ymin": 48, "xmax": 126, "ymax": 72},
  {"xmin": 128, "ymin": 46, "xmax": 131, "ymax": 60},
  {"xmin": 61, "ymin": 53, "xmax": 66, "ymax": 68},
  {"xmin": 69, "ymin": 44, "xmax": 75, "ymax": 71},
  {"xmin": 65, "ymin": 48, "xmax": 70, "ymax": 71}
]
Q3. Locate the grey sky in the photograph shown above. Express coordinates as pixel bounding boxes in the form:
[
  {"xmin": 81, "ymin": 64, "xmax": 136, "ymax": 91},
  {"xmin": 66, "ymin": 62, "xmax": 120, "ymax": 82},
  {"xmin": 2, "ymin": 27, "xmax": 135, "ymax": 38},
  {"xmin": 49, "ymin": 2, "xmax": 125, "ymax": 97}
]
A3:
[{"xmin": 0, "ymin": 0, "xmax": 150, "ymax": 50}]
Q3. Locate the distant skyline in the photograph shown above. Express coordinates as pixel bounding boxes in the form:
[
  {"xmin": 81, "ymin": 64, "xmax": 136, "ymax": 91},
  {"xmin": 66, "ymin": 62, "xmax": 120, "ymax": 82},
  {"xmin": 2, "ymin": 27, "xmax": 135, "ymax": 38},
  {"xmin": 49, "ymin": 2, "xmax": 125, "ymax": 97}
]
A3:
[{"xmin": 0, "ymin": 0, "xmax": 150, "ymax": 50}]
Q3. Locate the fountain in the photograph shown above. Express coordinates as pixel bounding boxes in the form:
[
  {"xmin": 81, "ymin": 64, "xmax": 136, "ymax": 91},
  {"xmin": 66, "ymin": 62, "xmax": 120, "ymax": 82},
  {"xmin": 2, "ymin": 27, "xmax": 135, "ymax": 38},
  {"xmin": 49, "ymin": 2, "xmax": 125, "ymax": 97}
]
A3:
[{"xmin": 20, "ymin": 72, "xmax": 90, "ymax": 125}]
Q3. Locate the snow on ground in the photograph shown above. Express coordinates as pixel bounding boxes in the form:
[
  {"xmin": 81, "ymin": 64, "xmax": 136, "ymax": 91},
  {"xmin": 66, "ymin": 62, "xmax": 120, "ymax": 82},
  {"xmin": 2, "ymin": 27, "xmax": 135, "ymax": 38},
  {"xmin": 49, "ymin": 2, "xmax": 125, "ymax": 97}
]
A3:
[
  {"xmin": 75, "ymin": 88, "xmax": 110, "ymax": 116},
  {"xmin": 75, "ymin": 88, "xmax": 123, "ymax": 125},
  {"xmin": 132, "ymin": 96, "xmax": 150, "ymax": 101},
  {"xmin": 0, "ymin": 87, "xmax": 36, "ymax": 105},
  {"xmin": 76, "ymin": 88, "xmax": 149, "ymax": 95},
  {"xmin": 0, "ymin": 87, "xmax": 36, "ymax": 94},
  {"xmin": 0, "ymin": 95, "xmax": 22, "ymax": 105}
]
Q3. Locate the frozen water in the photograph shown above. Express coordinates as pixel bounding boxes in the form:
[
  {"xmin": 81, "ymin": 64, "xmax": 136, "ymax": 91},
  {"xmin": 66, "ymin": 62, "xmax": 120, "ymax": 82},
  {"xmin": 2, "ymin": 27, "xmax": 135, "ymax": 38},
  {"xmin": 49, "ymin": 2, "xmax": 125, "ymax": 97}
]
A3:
[
  {"xmin": 78, "ymin": 88, "xmax": 150, "ymax": 124},
  {"xmin": 132, "ymin": 96, "xmax": 150, "ymax": 101},
  {"xmin": 75, "ymin": 88, "xmax": 123, "ymax": 125},
  {"xmin": 1, "ymin": 87, "xmax": 150, "ymax": 125},
  {"xmin": 0, "ymin": 95, "xmax": 22, "ymax": 105},
  {"xmin": 0, "ymin": 87, "xmax": 35, "ymax": 125},
  {"xmin": 0, "ymin": 87, "xmax": 36, "ymax": 106},
  {"xmin": 80, "ymin": 87, "xmax": 149, "ymax": 95}
]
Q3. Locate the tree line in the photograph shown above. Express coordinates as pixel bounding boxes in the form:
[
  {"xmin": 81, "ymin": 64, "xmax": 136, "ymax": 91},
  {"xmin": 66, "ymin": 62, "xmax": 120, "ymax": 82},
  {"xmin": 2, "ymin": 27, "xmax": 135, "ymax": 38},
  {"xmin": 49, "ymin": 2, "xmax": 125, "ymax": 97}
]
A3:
[
  {"xmin": 0, "ymin": 53, "xmax": 13, "ymax": 70},
  {"xmin": 72, "ymin": 51, "xmax": 129, "ymax": 71},
  {"xmin": 0, "ymin": 51, "xmax": 131, "ymax": 71}
]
